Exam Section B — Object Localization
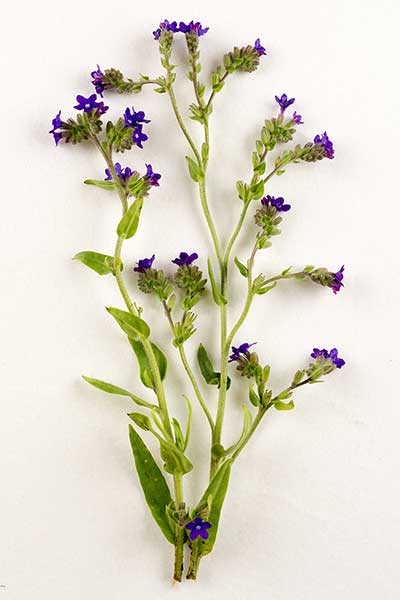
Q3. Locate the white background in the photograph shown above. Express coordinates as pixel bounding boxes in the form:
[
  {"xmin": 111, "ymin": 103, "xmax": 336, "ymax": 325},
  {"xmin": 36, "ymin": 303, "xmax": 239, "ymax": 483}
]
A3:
[{"xmin": 1, "ymin": 0, "xmax": 399, "ymax": 598}]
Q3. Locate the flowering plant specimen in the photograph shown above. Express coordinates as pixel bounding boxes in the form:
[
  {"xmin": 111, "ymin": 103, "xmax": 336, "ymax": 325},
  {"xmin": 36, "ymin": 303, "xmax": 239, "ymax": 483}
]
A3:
[{"xmin": 50, "ymin": 19, "xmax": 346, "ymax": 582}]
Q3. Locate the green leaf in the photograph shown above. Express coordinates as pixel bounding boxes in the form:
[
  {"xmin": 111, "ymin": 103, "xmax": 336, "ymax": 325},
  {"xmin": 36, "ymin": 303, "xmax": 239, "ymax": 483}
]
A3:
[
  {"xmin": 82, "ymin": 375, "xmax": 156, "ymax": 409},
  {"xmin": 234, "ymin": 257, "xmax": 248, "ymax": 278},
  {"xmin": 185, "ymin": 156, "xmax": 203, "ymax": 183},
  {"xmin": 107, "ymin": 307, "xmax": 150, "ymax": 339},
  {"xmin": 128, "ymin": 412, "xmax": 152, "ymax": 430},
  {"xmin": 129, "ymin": 339, "xmax": 168, "ymax": 389},
  {"xmin": 172, "ymin": 418, "xmax": 185, "ymax": 451},
  {"xmin": 249, "ymin": 385, "xmax": 260, "ymax": 407},
  {"xmin": 274, "ymin": 399, "xmax": 295, "ymax": 411},
  {"xmin": 116, "ymin": 197, "xmax": 144, "ymax": 239},
  {"xmin": 254, "ymin": 281, "xmax": 278, "ymax": 295},
  {"xmin": 207, "ymin": 258, "xmax": 226, "ymax": 305},
  {"xmin": 250, "ymin": 179, "xmax": 265, "ymax": 200},
  {"xmin": 159, "ymin": 439, "xmax": 193, "ymax": 475},
  {"xmin": 84, "ymin": 179, "xmax": 116, "ymax": 191},
  {"xmin": 128, "ymin": 425, "xmax": 175, "ymax": 544},
  {"xmin": 73, "ymin": 251, "xmax": 121, "ymax": 275},
  {"xmin": 196, "ymin": 460, "xmax": 232, "ymax": 555},
  {"xmin": 197, "ymin": 344, "xmax": 231, "ymax": 390}
]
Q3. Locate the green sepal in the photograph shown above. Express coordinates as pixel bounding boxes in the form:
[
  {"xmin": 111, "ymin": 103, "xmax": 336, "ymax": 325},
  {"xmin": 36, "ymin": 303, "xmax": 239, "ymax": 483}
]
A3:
[
  {"xmin": 129, "ymin": 339, "xmax": 168, "ymax": 389},
  {"xmin": 82, "ymin": 375, "xmax": 156, "ymax": 410},
  {"xmin": 128, "ymin": 425, "xmax": 175, "ymax": 544},
  {"xmin": 107, "ymin": 307, "xmax": 150, "ymax": 340},
  {"xmin": 196, "ymin": 460, "xmax": 232, "ymax": 556},
  {"xmin": 73, "ymin": 251, "xmax": 122, "ymax": 276},
  {"xmin": 185, "ymin": 156, "xmax": 203, "ymax": 182},
  {"xmin": 197, "ymin": 344, "xmax": 231, "ymax": 390},
  {"xmin": 116, "ymin": 197, "xmax": 144, "ymax": 239},
  {"xmin": 84, "ymin": 179, "xmax": 116, "ymax": 191},
  {"xmin": 234, "ymin": 257, "xmax": 248, "ymax": 278}
]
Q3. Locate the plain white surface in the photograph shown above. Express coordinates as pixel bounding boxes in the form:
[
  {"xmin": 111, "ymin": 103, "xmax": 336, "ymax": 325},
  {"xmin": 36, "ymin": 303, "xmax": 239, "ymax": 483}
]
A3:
[{"xmin": 1, "ymin": 0, "xmax": 400, "ymax": 598}]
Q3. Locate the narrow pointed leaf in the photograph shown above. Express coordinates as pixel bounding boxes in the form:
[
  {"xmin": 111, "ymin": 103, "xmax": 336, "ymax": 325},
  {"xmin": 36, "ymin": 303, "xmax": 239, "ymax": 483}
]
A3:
[
  {"xmin": 128, "ymin": 425, "xmax": 175, "ymax": 544},
  {"xmin": 196, "ymin": 460, "xmax": 232, "ymax": 555},
  {"xmin": 129, "ymin": 339, "xmax": 168, "ymax": 389},
  {"xmin": 84, "ymin": 179, "xmax": 116, "ymax": 191},
  {"xmin": 82, "ymin": 376, "xmax": 156, "ymax": 409},
  {"xmin": 117, "ymin": 197, "xmax": 144, "ymax": 239},
  {"xmin": 107, "ymin": 307, "xmax": 150, "ymax": 339},
  {"xmin": 234, "ymin": 257, "xmax": 248, "ymax": 278},
  {"xmin": 73, "ymin": 251, "xmax": 122, "ymax": 275}
]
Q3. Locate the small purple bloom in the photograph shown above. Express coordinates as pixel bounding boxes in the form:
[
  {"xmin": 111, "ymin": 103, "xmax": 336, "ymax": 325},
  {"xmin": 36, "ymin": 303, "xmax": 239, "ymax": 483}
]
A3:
[
  {"xmin": 254, "ymin": 38, "xmax": 266, "ymax": 56},
  {"xmin": 261, "ymin": 195, "xmax": 291, "ymax": 212},
  {"xmin": 132, "ymin": 125, "xmax": 148, "ymax": 149},
  {"xmin": 275, "ymin": 93, "xmax": 295, "ymax": 115},
  {"xmin": 123, "ymin": 107, "xmax": 150, "ymax": 129},
  {"xmin": 91, "ymin": 65, "xmax": 105, "ymax": 97},
  {"xmin": 144, "ymin": 164, "xmax": 161, "ymax": 187},
  {"xmin": 331, "ymin": 265, "xmax": 344, "ymax": 294},
  {"xmin": 292, "ymin": 111, "xmax": 304, "ymax": 125},
  {"xmin": 311, "ymin": 347, "xmax": 345, "ymax": 369},
  {"xmin": 313, "ymin": 131, "xmax": 334, "ymax": 159},
  {"xmin": 74, "ymin": 93, "xmax": 108, "ymax": 114},
  {"xmin": 185, "ymin": 517, "xmax": 212, "ymax": 541},
  {"xmin": 179, "ymin": 20, "xmax": 209, "ymax": 35},
  {"xmin": 134, "ymin": 255, "xmax": 156, "ymax": 273},
  {"xmin": 153, "ymin": 19, "xmax": 178, "ymax": 40},
  {"xmin": 49, "ymin": 110, "xmax": 63, "ymax": 146},
  {"xmin": 104, "ymin": 163, "xmax": 134, "ymax": 182},
  {"xmin": 229, "ymin": 342, "xmax": 257, "ymax": 362},
  {"xmin": 172, "ymin": 252, "xmax": 199, "ymax": 267}
]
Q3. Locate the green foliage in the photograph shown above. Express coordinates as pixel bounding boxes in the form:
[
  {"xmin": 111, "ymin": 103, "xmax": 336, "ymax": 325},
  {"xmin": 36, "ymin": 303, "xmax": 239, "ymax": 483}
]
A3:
[
  {"xmin": 107, "ymin": 307, "xmax": 150, "ymax": 340},
  {"xmin": 83, "ymin": 179, "xmax": 116, "ymax": 191},
  {"xmin": 129, "ymin": 340, "xmax": 168, "ymax": 389},
  {"xmin": 197, "ymin": 344, "xmax": 231, "ymax": 389},
  {"xmin": 82, "ymin": 375, "xmax": 156, "ymax": 409},
  {"xmin": 173, "ymin": 312, "xmax": 197, "ymax": 346},
  {"xmin": 234, "ymin": 257, "xmax": 248, "ymax": 278},
  {"xmin": 196, "ymin": 460, "xmax": 232, "ymax": 556},
  {"xmin": 223, "ymin": 45, "xmax": 260, "ymax": 73},
  {"xmin": 106, "ymin": 118, "xmax": 134, "ymax": 153},
  {"xmin": 128, "ymin": 425, "xmax": 175, "ymax": 544},
  {"xmin": 116, "ymin": 197, "xmax": 143, "ymax": 239},
  {"xmin": 185, "ymin": 156, "xmax": 203, "ymax": 182},
  {"xmin": 73, "ymin": 251, "xmax": 121, "ymax": 276}
]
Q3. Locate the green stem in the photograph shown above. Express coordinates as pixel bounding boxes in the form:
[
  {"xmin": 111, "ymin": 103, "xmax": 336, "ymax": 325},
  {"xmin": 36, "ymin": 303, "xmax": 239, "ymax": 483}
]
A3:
[
  {"xmin": 173, "ymin": 476, "xmax": 185, "ymax": 582},
  {"xmin": 166, "ymin": 84, "xmax": 202, "ymax": 166},
  {"xmin": 186, "ymin": 540, "xmax": 201, "ymax": 580},
  {"xmin": 162, "ymin": 302, "xmax": 214, "ymax": 431},
  {"xmin": 205, "ymin": 70, "xmax": 229, "ymax": 111}
]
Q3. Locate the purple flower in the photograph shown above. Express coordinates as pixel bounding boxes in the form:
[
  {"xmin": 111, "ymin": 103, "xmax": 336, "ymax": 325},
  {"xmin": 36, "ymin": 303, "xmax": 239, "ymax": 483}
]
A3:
[
  {"xmin": 179, "ymin": 20, "xmax": 209, "ymax": 35},
  {"xmin": 185, "ymin": 517, "xmax": 212, "ymax": 541},
  {"xmin": 74, "ymin": 93, "xmax": 108, "ymax": 114},
  {"xmin": 275, "ymin": 93, "xmax": 295, "ymax": 115},
  {"xmin": 254, "ymin": 38, "xmax": 266, "ymax": 56},
  {"xmin": 49, "ymin": 110, "xmax": 63, "ymax": 146},
  {"xmin": 313, "ymin": 131, "xmax": 334, "ymax": 159},
  {"xmin": 91, "ymin": 65, "xmax": 105, "ymax": 97},
  {"xmin": 172, "ymin": 252, "xmax": 198, "ymax": 267},
  {"xmin": 123, "ymin": 107, "xmax": 150, "ymax": 129},
  {"xmin": 229, "ymin": 342, "xmax": 257, "ymax": 362},
  {"xmin": 331, "ymin": 265, "xmax": 344, "ymax": 294},
  {"xmin": 153, "ymin": 19, "xmax": 179, "ymax": 39},
  {"xmin": 311, "ymin": 347, "xmax": 345, "ymax": 369},
  {"xmin": 292, "ymin": 111, "xmax": 303, "ymax": 125},
  {"xmin": 144, "ymin": 164, "xmax": 161, "ymax": 187},
  {"xmin": 104, "ymin": 163, "xmax": 135, "ymax": 182},
  {"xmin": 261, "ymin": 195, "xmax": 291, "ymax": 212},
  {"xmin": 132, "ymin": 125, "xmax": 148, "ymax": 149},
  {"xmin": 134, "ymin": 255, "xmax": 155, "ymax": 273}
]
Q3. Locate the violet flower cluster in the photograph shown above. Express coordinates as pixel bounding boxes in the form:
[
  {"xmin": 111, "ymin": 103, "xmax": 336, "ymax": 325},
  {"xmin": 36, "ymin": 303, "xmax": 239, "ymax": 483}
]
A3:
[{"xmin": 50, "ymin": 19, "xmax": 346, "ymax": 584}]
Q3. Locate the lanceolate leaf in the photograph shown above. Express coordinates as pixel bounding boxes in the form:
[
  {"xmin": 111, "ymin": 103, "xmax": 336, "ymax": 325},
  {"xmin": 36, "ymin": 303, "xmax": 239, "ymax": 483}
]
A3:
[
  {"xmin": 196, "ymin": 460, "xmax": 232, "ymax": 555},
  {"xmin": 73, "ymin": 251, "xmax": 122, "ymax": 275},
  {"xmin": 116, "ymin": 197, "xmax": 144, "ymax": 239},
  {"xmin": 185, "ymin": 156, "xmax": 203, "ymax": 183},
  {"xmin": 82, "ymin": 375, "xmax": 156, "ymax": 409},
  {"xmin": 128, "ymin": 425, "xmax": 175, "ymax": 544},
  {"xmin": 107, "ymin": 307, "xmax": 150, "ymax": 339},
  {"xmin": 159, "ymin": 439, "xmax": 193, "ymax": 475},
  {"xmin": 197, "ymin": 344, "xmax": 231, "ymax": 390},
  {"xmin": 84, "ymin": 179, "xmax": 116, "ymax": 191},
  {"xmin": 129, "ymin": 339, "xmax": 168, "ymax": 389},
  {"xmin": 234, "ymin": 257, "xmax": 248, "ymax": 278}
]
